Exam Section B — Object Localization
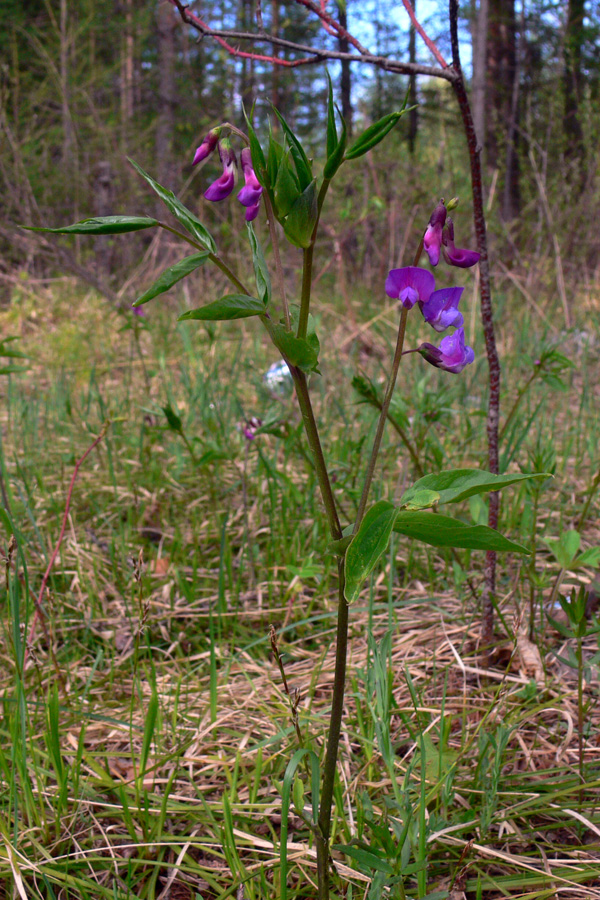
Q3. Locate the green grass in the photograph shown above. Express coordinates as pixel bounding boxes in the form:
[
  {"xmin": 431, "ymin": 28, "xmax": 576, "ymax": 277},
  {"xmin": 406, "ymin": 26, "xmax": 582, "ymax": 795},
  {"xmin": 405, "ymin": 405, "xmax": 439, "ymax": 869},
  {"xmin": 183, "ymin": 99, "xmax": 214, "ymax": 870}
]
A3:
[{"xmin": 1, "ymin": 272, "xmax": 600, "ymax": 899}]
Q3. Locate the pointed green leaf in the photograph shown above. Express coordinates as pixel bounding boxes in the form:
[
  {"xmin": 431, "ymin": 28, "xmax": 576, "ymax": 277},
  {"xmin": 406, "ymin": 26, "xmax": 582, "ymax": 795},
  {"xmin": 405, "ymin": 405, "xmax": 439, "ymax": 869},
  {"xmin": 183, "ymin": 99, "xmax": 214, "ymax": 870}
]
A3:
[
  {"xmin": 274, "ymin": 153, "xmax": 301, "ymax": 219},
  {"xmin": 272, "ymin": 108, "xmax": 313, "ymax": 190},
  {"xmin": 283, "ymin": 179, "xmax": 318, "ymax": 249},
  {"xmin": 573, "ymin": 547, "xmax": 600, "ymax": 569},
  {"xmin": 544, "ymin": 531, "xmax": 581, "ymax": 568},
  {"xmin": 23, "ymin": 215, "xmax": 159, "ymax": 234},
  {"xmin": 178, "ymin": 294, "xmax": 265, "ymax": 321},
  {"xmin": 133, "ymin": 252, "xmax": 210, "ymax": 306},
  {"xmin": 326, "ymin": 71, "xmax": 338, "ymax": 159},
  {"xmin": 243, "ymin": 109, "xmax": 267, "ymax": 186},
  {"xmin": 333, "ymin": 844, "xmax": 394, "ymax": 875},
  {"xmin": 393, "ymin": 510, "xmax": 529, "ymax": 553},
  {"xmin": 345, "ymin": 108, "xmax": 410, "ymax": 160},
  {"xmin": 267, "ymin": 132, "xmax": 285, "ymax": 188},
  {"xmin": 400, "ymin": 469, "xmax": 550, "ymax": 510},
  {"xmin": 344, "ymin": 500, "xmax": 397, "ymax": 603},
  {"xmin": 246, "ymin": 223, "xmax": 271, "ymax": 305},
  {"xmin": 162, "ymin": 404, "xmax": 183, "ymax": 433},
  {"xmin": 323, "ymin": 105, "xmax": 347, "ymax": 179},
  {"xmin": 271, "ymin": 325, "xmax": 319, "ymax": 372},
  {"xmin": 128, "ymin": 158, "xmax": 216, "ymax": 252}
]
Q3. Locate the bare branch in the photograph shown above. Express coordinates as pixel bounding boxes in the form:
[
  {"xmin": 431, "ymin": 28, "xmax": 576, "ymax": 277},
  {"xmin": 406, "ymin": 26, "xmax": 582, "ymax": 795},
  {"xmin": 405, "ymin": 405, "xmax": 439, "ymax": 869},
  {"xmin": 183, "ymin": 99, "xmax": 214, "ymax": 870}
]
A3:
[{"xmin": 168, "ymin": 0, "xmax": 457, "ymax": 81}]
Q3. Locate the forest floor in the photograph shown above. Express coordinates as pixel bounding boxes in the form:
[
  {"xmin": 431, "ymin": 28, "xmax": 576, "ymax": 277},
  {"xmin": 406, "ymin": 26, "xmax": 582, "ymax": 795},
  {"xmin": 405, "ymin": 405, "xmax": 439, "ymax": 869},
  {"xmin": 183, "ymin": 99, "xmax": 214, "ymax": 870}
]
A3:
[{"xmin": 2, "ymin": 273, "xmax": 600, "ymax": 899}]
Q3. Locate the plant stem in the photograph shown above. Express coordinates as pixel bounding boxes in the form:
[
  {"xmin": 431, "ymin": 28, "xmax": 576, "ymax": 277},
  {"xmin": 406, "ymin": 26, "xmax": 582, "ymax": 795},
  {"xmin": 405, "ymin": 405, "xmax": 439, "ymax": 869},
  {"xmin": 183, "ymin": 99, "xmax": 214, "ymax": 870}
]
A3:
[
  {"xmin": 354, "ymin": 305, "xmax": 409, "ymax": 531},
  {"xmin": 297, "ymin": 178, "xmax": 331, "ymax": 341},
  {"xmin": 263, "ymin": 192, "xmax": 291, "ymax": 330},
  {"xmin": 449, "ymin": 0, "xmax": 501, "ymax": 651},
  {"xmin": 290, "ymin": 368, "xmax": 341, "ymax": 541},
  {"xmin": 158, "ymin": 222, "xmax": 252, "ymax": 295},
  {"xmin": 316, "ymin": 560, "xmax": 348, "ymax": 899}
]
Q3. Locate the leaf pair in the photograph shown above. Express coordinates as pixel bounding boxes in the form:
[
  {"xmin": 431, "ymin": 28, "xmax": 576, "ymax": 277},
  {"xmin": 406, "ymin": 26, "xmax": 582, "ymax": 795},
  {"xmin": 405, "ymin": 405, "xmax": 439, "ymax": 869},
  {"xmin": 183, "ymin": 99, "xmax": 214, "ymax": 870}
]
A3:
[{"xmin": 343, "ymin": 468, "xmax": 549, "ymax": 603}]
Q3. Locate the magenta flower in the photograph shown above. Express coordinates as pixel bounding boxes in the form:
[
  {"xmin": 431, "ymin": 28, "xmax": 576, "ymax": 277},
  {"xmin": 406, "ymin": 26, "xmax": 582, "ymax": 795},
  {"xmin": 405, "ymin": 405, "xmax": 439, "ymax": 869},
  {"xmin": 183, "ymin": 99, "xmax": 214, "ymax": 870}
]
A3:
[
  {"xmin": 244, "ymin": 202, "xmax": 261, "ymax": 222},
  {"xmin": 243, "ymin": 417, "xmax": 262, "ymax": 441},
  {"xmin": 423, "ymin": 200, "xmax": 447, "ymax": 266},
  {"xmin": 132, "ymin": 305, "xmax": 146, "ymax": 317},
  {"xmin": 204, "ymin": 139, "xmax": 237, "ymax": 202},
  {"xmin": 418, "ymin": 327, "xmax": 475, "ymax": 374},
  {"xmin": 420, "ymin": 286, "xmax": 464, "ymax": 332},
  {"xmin": 237, "ymin": 148, "xmax": 263, "ymax": 209},
  {"xmin": 192, "ymin": 127, "xmax": 221, "ymax": 166},
  {"xmin": 385, "ymin": 266, "xmax": 435, "ymax": 309},
  {"xmin": 442, "ymin": 218, "xmax": 480, "ymax": 268}
]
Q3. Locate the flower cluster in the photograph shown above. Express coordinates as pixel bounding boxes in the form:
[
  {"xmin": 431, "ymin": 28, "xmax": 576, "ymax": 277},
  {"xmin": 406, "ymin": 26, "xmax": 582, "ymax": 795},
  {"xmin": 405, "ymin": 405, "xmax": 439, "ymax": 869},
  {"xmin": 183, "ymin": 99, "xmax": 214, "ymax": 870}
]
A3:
[
  {"xmin": 385, "ymin": 202, "xmax": 479, "ymax": 374},
  {"xmin": 192, "ymin": 128, "xmax": 263, "ymax": 222},
  {"xmin": 423, "ymin": 199, "xmax": 480, "ymax": 269}
]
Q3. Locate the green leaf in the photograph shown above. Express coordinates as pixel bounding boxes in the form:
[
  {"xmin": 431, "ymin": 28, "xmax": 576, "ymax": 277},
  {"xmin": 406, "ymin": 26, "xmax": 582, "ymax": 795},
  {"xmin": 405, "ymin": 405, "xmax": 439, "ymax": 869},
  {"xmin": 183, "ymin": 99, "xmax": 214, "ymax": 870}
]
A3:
[
  {"xmin": 162, "ymin": 404, "xmax": 182, "ymax": 433},
  {"xmin": 267, "ymin": 132, "xmax": 285, "ymax": 188},
  {"xmin": 323, "ymin": 107, "xmax": 347, "ymax": 179},
  {"xmin": 133, "ymin": 252, "xmax": 210, "ymax": 306},
  {"xmin": 344, "ymin": 501, "xmax": 397, "ymax": 603},
  {"xmin": 283, "ymin": 179, "xmax": 318, "ymax": 249},
  {"xmin": 393, "ymin": 511, "xmax": 529, "ymax": 553},
  {"xmin": 544, "ymin": 531, "xmax": 581, "ymax": 568},
  {"xmin": 244, "ymin": 109, "xmax": 267, "ymax": 186},
  {"xmin": 272, "ymin": 107, "xmax": 313, "ymax": 190},
  {"xmin": 23, "ymin": 215, "xmax": 159, "ymax": 234},
  {"xmin": 345, "ymin": 108, "xmax": 409, "ymax": 159},
  {"xmin": 326, "ymin": 71, "xmax": 338, "ymax": 159},
  {"xmin": 400, "ymin": 469, "xmax": 550, "ymax": 510},
  {"xmin": 280, "ymin": 748, "xmax": 320, "ymax": 900},
  {"xmin": 128, "ymin": 158, "xmax": 216, "ymax": 252},
  {"xmin": 271, "ymin": 325, "xmax": 319, "ymax": 372},
  {"xmin": 333, "ymin": 844, "xmax": 394, "ymax": 875},
  {"xmin": 573, "ymin": 547, "xmax": 600, "ymax": 569},
  {"xmin": 274, "ymin": 153, "xmax": 301, "ymax": 219},
  {"xmin": 246, "ymin": 223, "xmax": 271, "ymax": 305},
  {"xmin": 178, "ymin": 294, "xmax": 265, "ymax": 321}
]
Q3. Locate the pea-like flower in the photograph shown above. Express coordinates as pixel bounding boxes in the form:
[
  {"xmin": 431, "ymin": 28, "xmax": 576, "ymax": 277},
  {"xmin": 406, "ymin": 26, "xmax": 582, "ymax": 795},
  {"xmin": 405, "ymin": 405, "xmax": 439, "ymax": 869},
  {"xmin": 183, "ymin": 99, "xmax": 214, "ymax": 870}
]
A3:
[
  {"xmin": 420, "ymin": 286, "xmax": 464, "ymax": 332},
  {"xmin": 385, "ymin": 266, "xmax": 435, "ymax": 309},
  {"xmin": 237, "ymin": 148, "xmax": 263, "ymax": 212},
  {"xmin": 417, "ymin": 327, "xmax": 475, "ymax": 374},
  {"xmin": 423, "ymin": 200, "xmax": 447, "ymax": 267},
  {"xmin": 442, "ymin": 217, "xmax": 480, "ymax": 268},
  {"xmin": 204, "ymin": 139, "xmax": 237, "ymax": 202},
  {"xmin": 192, "ymin": 127, "xmax": 221, "ymax": 166}
]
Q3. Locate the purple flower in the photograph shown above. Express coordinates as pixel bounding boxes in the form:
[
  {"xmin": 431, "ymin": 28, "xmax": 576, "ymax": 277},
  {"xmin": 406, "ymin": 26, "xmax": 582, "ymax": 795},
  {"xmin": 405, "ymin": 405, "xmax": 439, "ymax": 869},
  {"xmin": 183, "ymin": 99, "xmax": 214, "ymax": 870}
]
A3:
[
  {"xmin": 192, "ymin": 127, "xmax": 221, "ymax": 166},
  {"xmin": 244, "ymin": 202, "xmax": 261, "ymax": 222},
  {"xmin": 243, "ymin": 416, "xmax": 262, "ymax": 441},
  {"xmin": 418, "ymin": 327, "xmax": 475, "ymax": 374},
  {"xmin": 204, "ymin": 139, "xmax": 237, "ymax": 202},
  {"xmin": 132, "ymin": 305, "xmax": 146, "ymax": 317},
  {"xmin": 442, "ymin": 218, "xmax": 480, "ymax": 268},
  {"xmin": 423, "ymin": 200, "xmax": 447, "ymax": 266},
  {"xmin": 420, "ymin": 286, "xmax": 464, "ymax": 332},
  {"xmin": 237, "ymin": 148, "xmax": 263, "ymax": 209},
  {"xmin": 385, "ymin": 266, "xmax": 435, "ymax": 309}
]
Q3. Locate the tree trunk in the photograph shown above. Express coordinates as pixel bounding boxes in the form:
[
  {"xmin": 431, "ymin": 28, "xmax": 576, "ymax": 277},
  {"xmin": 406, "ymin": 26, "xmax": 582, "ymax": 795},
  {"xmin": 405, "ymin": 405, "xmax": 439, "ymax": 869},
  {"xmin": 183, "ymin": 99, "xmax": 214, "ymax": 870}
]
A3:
[
  {"xmin": 156, "ymin": 0, "xmax": 177, "ymax": 188},
  {"xmin": 337, "ymin": 0, "xmax": 353, "ymax": 135},
  {"xmin": 408, "ymin": 0, "xmax": 417, "ymax": 152},
  {"xmin": 471, "ymin": 0, "xmax": 488, "ymax": 152},
  {"xmin": 486, "ymin": 0, "xmax": 520, "ymax": 220},
  {"xmin": 564, "ymin": 0, "xmax": 586, "ymax": 166}
]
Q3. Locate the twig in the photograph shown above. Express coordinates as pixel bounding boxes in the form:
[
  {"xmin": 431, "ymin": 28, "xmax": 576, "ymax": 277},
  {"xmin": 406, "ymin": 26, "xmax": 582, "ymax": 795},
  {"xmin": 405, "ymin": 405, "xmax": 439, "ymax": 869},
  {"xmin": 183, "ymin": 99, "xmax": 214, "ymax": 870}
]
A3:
[{"xmin": 24, "ymin": 423, "xmax": 110, "ymax": 674}]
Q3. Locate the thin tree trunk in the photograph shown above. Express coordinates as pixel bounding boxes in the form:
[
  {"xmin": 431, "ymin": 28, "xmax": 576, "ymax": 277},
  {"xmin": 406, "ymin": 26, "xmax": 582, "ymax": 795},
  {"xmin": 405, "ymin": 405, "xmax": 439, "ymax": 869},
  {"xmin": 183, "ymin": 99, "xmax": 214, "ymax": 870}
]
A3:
[
  {"xmin": 564, "ymin": 0, "xmax": 586, "ymax": 166},
  {"xmin": 471, "ymin": 0, "xmax": 488, "ymax": 151},
  {"xmin": 156, "ymin": 0, "xmax": 177, "ymax": 188},
  {"xmin": 408, "ymin": 0, "xmax": 417, "ymax": 152},
  {"xmin": 337, "ymin": 0, "xmax": 353, "ymax": 135}
]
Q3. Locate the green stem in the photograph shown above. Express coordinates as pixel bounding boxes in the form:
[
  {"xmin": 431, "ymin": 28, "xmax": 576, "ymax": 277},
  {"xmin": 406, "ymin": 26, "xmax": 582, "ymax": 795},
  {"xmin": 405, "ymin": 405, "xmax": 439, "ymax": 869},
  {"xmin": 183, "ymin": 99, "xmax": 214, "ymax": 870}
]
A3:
[
  {"xmin": 380, "ymin": 407, "xmax": 424, "ymax": 478},
  {"xmin": 354, "ymin": 305, "xmax": 410, "ymax": 531},
  {"xmin": 578, "ymin": 467, "xmax": 600, "ymax": 531},
  {"xmin": 290, "ymin": 368, "xmax": 341, "ymax": 541},
  {"xmin": 297, "ymin": 178, "xmax": 331, "ymax": 341},
  {"xmin": 263, "ymin": 192, "xmax": 290, "ymax": 330},
  {"xmin": 316, "ymin": 561, "xmax": 348, "ymax": 899}
]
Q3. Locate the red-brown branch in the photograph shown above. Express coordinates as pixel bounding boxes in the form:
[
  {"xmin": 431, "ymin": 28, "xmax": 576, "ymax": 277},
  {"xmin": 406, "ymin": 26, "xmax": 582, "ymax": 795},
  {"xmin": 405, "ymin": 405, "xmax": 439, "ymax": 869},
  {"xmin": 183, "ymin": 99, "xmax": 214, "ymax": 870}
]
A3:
[
  {"xmin": 168, "ymin": 0, "xmax": 456, "ymax": 81},
  {"xmin": 25, "ymin": 423, "xmax": 109, "ymax": 671},
  {"xmin": 401, "ymin": 0, "xmax": 449, "ymax": 68}
]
